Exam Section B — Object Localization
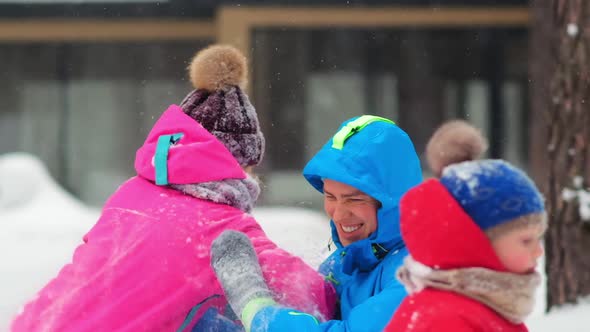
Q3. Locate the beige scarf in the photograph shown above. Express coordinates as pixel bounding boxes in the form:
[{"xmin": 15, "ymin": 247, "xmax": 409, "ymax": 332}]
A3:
[{"xmin": 397, "ymin": 256, "xmax": 541, "ymax": 324}]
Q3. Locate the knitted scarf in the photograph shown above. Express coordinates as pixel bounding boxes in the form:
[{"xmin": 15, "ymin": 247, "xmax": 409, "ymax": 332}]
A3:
[
  {"xmin": 171, "ymin": 175, "xmax": 260, "ymax": 213},
  {"xmin": 397, "ymin": 256, "xmax": 540, "ymax": 324}
]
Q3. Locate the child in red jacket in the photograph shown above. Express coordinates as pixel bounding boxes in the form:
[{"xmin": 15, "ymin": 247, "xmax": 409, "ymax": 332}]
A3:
[{"xmin": 386, "ymin": 120, "xmax": 545, "ymax": 332}]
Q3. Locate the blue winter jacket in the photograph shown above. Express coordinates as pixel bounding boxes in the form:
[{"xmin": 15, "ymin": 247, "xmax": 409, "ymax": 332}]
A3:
[{"xmin": 251, "ymin": 116, "xmax": 423, "ymax": 332}]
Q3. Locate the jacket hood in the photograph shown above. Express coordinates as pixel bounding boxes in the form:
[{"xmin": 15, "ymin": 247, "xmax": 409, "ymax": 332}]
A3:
[
  {"xmin": 400, "ymin": 179, "xmax": 506, "ymax": 271},
  {"xmin": 135, "ymin": 105, "xmax": 246, "ymax": 184},
  {"xmin": 303, "ymin": 116, "xmax": 422, "ymax": 273}
]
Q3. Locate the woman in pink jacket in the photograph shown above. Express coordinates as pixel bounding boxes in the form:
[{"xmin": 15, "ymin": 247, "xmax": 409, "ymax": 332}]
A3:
[{"xmin": 11, "ymin": 45, "xmax": 335, "ymax": 332}]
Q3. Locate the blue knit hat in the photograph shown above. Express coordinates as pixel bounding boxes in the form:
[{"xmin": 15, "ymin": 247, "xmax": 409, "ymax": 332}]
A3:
[
  {"xmin": 426, "ymin": 120, "xmax": 545, "ymax": 233},
  {"xmin": 440, "ymin": 160, "xmax": 544, "ymax": 231}
]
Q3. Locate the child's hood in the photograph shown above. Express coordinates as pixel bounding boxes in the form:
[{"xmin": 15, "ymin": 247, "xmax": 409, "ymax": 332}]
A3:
[
  {"xmin": 400, "ymin": 178, "xmax": 507, "ymax": 271},
  {"xmin": 135, "ymin": 104, "xmax": 246, "ymax": 184}
]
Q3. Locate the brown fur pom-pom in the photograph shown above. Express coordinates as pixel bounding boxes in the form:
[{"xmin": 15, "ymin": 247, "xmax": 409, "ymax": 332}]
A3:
[
  {"xmin": 426, "ymin": 120, "xmax": 488, "ymax": 177},
  {"xmin": 189, "ymin": 45, "xmax": 248, "ymax": 92}
]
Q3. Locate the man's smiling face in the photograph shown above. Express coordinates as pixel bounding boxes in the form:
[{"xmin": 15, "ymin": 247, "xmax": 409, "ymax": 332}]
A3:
[{"xmin": 323, "ymin": 179, "xmax": 380, "ymax": 247}]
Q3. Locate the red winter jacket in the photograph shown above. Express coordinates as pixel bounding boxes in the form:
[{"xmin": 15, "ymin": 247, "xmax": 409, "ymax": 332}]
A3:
[{"xmin": 385, "ymin": 179, "xmax": 529, "ymax": 332}]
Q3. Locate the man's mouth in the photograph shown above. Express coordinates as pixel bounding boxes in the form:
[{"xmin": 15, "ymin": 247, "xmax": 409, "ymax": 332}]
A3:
[{"xmin": 341, "ymin": 223, "xmax": 363, "ymax": 233}]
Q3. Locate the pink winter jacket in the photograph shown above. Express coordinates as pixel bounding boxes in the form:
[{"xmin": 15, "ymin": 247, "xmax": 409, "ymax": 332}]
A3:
[{"xmin": 11, "ymin": 105, "xmax": 336, "ymax": 332}]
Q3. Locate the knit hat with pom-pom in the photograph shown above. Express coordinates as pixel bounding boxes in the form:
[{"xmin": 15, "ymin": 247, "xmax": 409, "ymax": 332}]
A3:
[
  {"xmin": 425, "ymin": 120, "xmax": 488, "ymax": 177},
  {"xmin": 179, "ymin": 45, "xmax": 265, "ymax": 167},
  {"xmin": 426, "ymin": 120, "xmax": 545, "ymax": 238}
]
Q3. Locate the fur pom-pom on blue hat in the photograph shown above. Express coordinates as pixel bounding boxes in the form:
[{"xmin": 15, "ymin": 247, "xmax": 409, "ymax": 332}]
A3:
[{"xmin": 427, "ymin": 120, "xmax": 545, "ymax": 236}]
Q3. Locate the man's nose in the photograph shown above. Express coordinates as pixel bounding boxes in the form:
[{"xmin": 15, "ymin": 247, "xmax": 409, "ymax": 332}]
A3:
[{"xmin": 332, "ymin": 202, "xmax": 350, "ymax": 221}]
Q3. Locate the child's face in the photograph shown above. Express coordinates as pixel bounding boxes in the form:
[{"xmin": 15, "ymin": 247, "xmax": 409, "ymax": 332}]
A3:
[{"xmin": 491, "ymin": 223, "xmax": 546, "ymax": 274}]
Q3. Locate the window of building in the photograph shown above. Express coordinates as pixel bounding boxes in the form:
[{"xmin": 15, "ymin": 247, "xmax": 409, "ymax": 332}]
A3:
[
  {"xmin": 0, "ymin": 41, "xmax": 210, "ymax": 205},
  {"xmin": 252, "ymin": 27, "xmax": 529, "ymax": 206}
]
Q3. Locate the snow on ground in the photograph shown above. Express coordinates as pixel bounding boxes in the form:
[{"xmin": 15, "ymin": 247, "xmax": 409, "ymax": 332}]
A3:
[
  {"xmin": 526, "ymin": 256, "xmax": 590, "ymax": 332},
  {"xmin": 0, "ymin": 153, "xmax": 589, "ymax": 331},
  {"xmin": 0, "ymin": 154, "xmax": 98, "ymax": 331}
]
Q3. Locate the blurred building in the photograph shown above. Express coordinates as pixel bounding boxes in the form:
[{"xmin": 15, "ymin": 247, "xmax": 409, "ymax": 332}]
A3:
[{"xmin": 0, "ymin": 0, "xmax": 532, "ymax": 208}]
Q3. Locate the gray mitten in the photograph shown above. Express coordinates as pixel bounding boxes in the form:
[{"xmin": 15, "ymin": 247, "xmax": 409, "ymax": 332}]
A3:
[{"xmin": 211, "ymin": 230, "xmax": 274, "ymax": 324}]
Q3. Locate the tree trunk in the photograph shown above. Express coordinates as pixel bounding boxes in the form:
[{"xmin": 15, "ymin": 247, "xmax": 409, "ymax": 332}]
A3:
[{"xmin": 532, "ymin": 0, "xmax": 590, "ymax": 310}]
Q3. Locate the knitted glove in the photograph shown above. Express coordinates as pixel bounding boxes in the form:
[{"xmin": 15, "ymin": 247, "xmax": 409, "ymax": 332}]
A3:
[{"xmin": 211, "ymin": 230, "xmax": 276, "ymax": 331}]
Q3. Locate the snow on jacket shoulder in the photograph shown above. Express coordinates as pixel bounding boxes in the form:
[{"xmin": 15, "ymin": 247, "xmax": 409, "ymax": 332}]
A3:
[{"xmin": 10, "ymin": 105, "xmax": 335, "ymax": 332}]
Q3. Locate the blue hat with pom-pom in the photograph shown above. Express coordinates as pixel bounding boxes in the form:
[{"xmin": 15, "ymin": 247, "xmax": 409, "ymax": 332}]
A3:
[
  {"xmin": 440, "ymin": 159, "xmax": 544, "ymax": 231},
  {"xmin": 426, "ymin": 120, "xmax": 545, "ymax": 232}
]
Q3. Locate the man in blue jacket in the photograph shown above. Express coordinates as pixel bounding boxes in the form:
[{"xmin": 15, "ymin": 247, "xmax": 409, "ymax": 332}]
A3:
[{"xmin": 211, "ymin": 115, "xmax": 423, "ymax": 331}]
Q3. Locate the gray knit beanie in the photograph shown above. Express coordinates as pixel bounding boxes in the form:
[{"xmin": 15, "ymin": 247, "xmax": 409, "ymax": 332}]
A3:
[{"xmin": 180, "ymin": 45, "xmax": 265, "ymax": 167}]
